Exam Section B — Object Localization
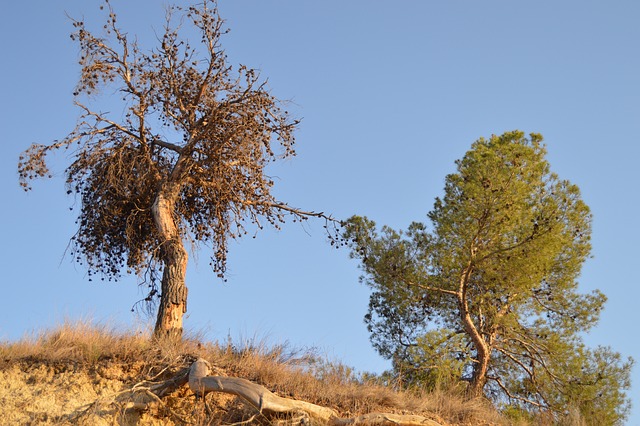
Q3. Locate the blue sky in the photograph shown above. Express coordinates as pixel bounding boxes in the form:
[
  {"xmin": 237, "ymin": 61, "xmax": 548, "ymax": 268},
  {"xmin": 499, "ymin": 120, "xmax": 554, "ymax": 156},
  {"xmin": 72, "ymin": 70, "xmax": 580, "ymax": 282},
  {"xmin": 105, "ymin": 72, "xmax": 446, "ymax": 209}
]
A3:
[{"xmin": 2, "ymin": 0, "xmax": 639, "ymax": 422}]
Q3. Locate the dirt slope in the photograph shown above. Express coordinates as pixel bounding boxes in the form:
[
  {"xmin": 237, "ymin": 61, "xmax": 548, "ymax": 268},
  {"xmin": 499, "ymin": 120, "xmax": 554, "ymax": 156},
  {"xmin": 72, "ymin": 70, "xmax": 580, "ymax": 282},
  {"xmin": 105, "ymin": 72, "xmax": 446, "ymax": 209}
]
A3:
[{"xmin": 0, "ymin": 324, "xmax": 510, "ymax": 425}]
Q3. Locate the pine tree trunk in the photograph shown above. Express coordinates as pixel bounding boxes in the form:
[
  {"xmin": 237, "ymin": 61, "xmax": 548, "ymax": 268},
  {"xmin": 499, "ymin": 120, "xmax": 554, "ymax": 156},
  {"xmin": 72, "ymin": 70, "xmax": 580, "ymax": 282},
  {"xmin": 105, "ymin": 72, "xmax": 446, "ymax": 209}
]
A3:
[
  {"xmin": 152, "ymin": 192, "xmax": 188, "ymax": 339},
  {"xmin": 458, "ymin": 260, "xmax": 490, "ymax": 398},
  {"xmin": 461, "ymin": 301, "xmax": 490, "ymax": 398},
  {"xmin": 468, "ymin": 347, "xmax": 490, "ymax": 397}
]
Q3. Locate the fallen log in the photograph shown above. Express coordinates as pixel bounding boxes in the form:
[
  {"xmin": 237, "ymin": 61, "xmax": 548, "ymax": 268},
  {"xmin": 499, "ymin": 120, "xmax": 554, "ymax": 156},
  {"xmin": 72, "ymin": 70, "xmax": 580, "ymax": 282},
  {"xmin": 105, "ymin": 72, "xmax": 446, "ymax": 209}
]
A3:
[{"xmin": 188, "ymin": 358, "xmax": 442, "ymax": 426}]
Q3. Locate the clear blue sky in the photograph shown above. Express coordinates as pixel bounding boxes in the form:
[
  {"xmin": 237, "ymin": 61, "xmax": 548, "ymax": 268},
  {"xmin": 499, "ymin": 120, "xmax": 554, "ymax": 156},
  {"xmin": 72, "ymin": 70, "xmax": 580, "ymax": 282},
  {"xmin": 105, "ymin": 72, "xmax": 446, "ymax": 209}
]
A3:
[{"xmin": 2, "ymin": 1, "xmax": 639, "ymax": 422}]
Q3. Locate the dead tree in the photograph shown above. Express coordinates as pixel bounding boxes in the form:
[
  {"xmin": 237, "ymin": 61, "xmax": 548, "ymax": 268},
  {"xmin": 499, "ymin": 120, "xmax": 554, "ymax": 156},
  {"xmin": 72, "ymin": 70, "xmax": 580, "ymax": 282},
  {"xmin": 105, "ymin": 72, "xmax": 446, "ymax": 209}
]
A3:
[{"xmin": 18, "ymin": 0, "xmax": 335, "ymax": 338}]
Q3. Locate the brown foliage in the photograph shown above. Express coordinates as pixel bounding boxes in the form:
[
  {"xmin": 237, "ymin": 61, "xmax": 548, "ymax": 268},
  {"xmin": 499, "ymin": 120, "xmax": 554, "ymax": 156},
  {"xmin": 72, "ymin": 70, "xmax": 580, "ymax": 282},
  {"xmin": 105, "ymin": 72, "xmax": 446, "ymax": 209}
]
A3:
[{"xmin": 17, "ymin": 1, "xmax": 335, "ymax": 327}]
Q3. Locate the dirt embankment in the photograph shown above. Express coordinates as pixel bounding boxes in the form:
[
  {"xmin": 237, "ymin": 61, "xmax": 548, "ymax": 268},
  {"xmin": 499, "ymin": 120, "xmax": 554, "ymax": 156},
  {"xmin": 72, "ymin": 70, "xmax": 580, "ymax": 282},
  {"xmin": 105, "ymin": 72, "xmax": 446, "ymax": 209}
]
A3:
[{"xmin": 0, "ymin": 323, "xmax": 508, "ymax": 425}]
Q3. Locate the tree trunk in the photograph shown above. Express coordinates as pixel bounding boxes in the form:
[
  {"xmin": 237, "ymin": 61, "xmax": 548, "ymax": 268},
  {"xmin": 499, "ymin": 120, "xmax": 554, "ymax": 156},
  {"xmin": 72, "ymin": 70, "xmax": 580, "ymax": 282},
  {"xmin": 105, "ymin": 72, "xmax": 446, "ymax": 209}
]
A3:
[
  {"xmin": 468, "ymin": 345, "xmax": 490, "ymax": 398},
  {"xmin": 460, "ymin": 296, "xmax": 490, "ymax": 397},
  {"xmin": 152, "ymin": 192, "xmax": 188, "ymax": 339},
  {"xmin": 458, "ymin": 260, "xmax": 490, "ymax": 398}
]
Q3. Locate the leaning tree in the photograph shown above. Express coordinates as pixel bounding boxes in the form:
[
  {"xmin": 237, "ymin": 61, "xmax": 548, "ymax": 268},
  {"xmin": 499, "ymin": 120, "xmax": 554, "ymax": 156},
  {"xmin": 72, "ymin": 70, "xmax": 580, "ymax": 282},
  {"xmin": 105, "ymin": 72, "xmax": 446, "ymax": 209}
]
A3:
[
  {"xmin": 18, "ymin": 0, "xmax": 334, "ymax": 339},
  {"xmin": 343, "ymin": 132, "xmax": 633, "ymax": 424}
]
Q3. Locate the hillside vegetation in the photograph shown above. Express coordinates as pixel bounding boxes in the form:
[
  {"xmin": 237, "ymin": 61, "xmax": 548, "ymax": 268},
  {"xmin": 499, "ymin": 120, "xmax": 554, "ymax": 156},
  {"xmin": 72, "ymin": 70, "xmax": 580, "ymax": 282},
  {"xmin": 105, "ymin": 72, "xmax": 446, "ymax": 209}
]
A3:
[{"xmin": 0, "ymin": 322, "xmax": 531, "ymax": 426}]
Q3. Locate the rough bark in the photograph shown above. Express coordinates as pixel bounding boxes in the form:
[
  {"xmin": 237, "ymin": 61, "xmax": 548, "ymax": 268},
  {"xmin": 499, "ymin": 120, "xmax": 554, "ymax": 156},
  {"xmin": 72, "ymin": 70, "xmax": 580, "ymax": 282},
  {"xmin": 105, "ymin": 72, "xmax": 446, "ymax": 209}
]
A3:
[
  {"xmin": 152, "ymin": 192, "xmax": 188, "ymax": 339},
  {"xmin": 188, "ymin": 359, "xmax": 442, "ymax": 426}
]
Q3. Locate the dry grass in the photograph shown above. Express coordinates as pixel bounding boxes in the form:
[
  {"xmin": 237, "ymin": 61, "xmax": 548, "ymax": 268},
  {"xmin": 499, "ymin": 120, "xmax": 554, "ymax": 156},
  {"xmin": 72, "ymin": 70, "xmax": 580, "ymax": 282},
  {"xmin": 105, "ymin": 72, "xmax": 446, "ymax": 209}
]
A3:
[
  {"xmin": 0, "ymin": 321, "xmax": 517, "ymax": 425},
  {"xmin": 1, "ymin": 320, "xmax": 151, "ymax": 364}
]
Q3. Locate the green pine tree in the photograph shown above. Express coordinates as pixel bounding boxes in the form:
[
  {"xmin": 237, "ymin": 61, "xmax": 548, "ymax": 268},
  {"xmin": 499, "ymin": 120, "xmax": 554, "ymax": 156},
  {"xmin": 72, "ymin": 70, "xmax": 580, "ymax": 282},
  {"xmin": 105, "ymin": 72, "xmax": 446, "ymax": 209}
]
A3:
[{"xmin": 344, "ymin": 131, "xmax": 633, "ymax": 424}]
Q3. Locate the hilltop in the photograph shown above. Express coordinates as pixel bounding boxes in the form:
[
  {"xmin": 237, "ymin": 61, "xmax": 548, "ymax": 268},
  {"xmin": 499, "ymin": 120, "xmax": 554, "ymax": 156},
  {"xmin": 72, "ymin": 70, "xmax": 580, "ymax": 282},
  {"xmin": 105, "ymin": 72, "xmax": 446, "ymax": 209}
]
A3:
[{"xmin": 0, "ymin": 322, "xmax": 522, "ymax": 425}]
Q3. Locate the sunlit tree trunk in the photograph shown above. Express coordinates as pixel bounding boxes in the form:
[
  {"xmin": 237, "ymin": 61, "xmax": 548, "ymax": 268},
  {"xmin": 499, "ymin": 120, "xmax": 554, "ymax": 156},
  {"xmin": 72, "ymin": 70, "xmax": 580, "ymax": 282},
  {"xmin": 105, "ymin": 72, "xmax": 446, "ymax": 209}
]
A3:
[
  {"xmin": 468, "ymin": 340, "xmax": 490, "ymax": 397},
  {"xmin": 151, "ymin": 191, "xmax": 188, "ymax": 339},
  {"xmin": 458, "ymin": 261, "xmax": 491, "ymax": 398}
]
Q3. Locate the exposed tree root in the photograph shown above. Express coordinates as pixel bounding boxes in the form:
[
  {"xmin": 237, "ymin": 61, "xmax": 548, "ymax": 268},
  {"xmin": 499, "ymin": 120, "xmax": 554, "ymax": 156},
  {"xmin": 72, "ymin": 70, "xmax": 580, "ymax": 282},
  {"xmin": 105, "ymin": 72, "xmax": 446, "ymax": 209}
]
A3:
[
  {"xmin": 188, "ymin": 358, "xmax": 443, "ymax": 426},
  {"xmin": 71, "ymin": 358, "xmax": 443, "ymax": 425},
  {"xmin": 68, "ymin": 366, "xmax": 194, "ymax": 425}
]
